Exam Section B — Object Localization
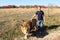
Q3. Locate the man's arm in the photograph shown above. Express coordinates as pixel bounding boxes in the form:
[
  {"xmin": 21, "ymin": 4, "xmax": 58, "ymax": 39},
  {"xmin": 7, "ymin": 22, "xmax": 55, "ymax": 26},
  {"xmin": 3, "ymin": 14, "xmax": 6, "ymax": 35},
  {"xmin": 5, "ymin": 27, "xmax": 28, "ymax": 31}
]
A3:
[
  {"xmin": 31, "ymin": 11, "xmax": 37, "ymax": 20},
  {"xmin": 31, "ymin": 14, "xmax": 36, "ymax": 20},
  {"xmin": 43, "ymin": 15, "xmax": 45, "ymax": 23},
  {"xmin": 42, "ymin": 11, "xmax": 45, "ymax": 23}
]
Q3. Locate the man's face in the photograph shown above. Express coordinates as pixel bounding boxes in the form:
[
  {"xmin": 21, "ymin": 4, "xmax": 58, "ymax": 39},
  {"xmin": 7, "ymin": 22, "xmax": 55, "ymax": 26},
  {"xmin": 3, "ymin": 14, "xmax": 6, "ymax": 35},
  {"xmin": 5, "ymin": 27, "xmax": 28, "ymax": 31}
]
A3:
[{"xmin": 37, "ymin": 7, "xmax": 41, "ymax": 11}]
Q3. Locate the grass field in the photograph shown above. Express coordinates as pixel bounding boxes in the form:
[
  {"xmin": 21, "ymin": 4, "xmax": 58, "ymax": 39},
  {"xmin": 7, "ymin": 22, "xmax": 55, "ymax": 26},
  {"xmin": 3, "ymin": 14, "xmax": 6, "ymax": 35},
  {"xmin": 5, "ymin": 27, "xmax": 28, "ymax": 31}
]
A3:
[{"xmin": 0, "ymin": 8, "xmax": 60, "ymax": 40}]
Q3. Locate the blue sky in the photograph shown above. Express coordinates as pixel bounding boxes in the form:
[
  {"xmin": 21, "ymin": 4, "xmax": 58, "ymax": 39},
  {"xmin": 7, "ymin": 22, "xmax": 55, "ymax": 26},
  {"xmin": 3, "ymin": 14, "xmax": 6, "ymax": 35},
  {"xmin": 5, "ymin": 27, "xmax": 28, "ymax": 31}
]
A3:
[{"xmin": 0, "ymin": 0, "xmax": 60, "ymax": 6}]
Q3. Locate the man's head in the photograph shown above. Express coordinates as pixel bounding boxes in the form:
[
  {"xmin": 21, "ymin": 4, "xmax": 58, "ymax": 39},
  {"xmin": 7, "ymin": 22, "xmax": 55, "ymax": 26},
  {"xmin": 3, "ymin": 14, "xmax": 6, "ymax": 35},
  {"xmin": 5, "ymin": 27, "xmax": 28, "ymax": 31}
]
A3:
[{"xmin": 37, "ymin": 6, "xmax": 41, "ymax": 11}]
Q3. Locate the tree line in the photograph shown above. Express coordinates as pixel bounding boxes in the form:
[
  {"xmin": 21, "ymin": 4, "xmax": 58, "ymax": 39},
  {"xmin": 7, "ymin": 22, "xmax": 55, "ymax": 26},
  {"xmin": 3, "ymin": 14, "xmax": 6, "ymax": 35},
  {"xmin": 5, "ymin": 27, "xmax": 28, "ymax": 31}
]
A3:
[{"xmin": 0, "ymin": 5, "xmax": 47, "ymax": 8}]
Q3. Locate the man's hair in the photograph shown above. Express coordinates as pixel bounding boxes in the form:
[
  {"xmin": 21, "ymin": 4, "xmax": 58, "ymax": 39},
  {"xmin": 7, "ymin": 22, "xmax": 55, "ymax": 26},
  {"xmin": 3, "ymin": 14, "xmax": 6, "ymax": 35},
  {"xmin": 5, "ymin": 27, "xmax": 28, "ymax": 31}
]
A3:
[
  {"xmin": 38, "ymin": 6, "xmax": 41, "ymax": 8},
  {"xmin": 37, "ymin": 6, "xmax": 41, "ymax": 10}
]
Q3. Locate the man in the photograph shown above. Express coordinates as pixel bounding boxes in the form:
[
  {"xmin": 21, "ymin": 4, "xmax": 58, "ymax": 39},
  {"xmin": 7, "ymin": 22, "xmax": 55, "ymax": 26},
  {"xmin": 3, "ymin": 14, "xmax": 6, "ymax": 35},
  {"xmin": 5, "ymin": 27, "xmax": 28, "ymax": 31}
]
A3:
[{"xmin": 31, "ymin": 6, "xmax": 45, "ymax": 33}]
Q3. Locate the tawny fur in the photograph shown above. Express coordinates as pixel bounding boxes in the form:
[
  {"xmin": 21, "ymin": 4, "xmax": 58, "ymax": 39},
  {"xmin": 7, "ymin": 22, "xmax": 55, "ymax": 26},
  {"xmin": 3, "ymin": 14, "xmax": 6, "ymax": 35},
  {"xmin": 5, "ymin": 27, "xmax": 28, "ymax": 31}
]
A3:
[{"xmin": 20, "ymin": 19, "xmax": 37, "ymax": 39}]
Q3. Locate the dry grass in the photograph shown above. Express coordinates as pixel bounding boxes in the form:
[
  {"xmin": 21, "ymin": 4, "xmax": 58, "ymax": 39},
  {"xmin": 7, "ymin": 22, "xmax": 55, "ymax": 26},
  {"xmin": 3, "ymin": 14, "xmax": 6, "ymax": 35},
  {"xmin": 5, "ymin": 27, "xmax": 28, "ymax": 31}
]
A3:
[
  {"xmin": 43, "ymin": 31, "xmax": 60, "ymax": 40},
  {"xmin": 0, "ymin": 8, "xmax": 60, "ymax": 40}
]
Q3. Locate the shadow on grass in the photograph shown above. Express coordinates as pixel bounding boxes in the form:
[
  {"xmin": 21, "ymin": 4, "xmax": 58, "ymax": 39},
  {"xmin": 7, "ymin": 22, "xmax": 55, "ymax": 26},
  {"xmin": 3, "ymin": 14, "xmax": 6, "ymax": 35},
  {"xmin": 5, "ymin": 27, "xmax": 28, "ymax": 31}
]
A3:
[
  {"xmin": 48, "ymin": 25, "xmax": 60, "ymax": 30},
  {"xmin": 31, "ymin": 24, "xmax": 60, "ymax": 38}
]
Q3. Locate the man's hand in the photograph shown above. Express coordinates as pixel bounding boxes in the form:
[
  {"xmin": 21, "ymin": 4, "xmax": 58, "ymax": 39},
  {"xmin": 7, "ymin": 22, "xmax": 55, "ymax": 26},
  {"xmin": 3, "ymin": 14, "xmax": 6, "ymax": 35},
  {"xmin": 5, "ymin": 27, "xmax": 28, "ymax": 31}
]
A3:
[
  {"xmin": 43, "ymin": 19, "xmax": 46, "ymax": 25},
  {"xmin": 43, "ymin": 19, "xmax": 45, "ymax": 23}
]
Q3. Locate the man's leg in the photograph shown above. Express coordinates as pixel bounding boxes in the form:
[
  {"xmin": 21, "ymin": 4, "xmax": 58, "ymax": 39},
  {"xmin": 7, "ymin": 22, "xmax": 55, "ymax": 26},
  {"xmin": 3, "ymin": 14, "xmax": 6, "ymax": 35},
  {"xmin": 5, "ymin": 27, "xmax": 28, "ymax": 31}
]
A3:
[
  {"xmin": 37, "ymin": 20, "xmax": 43, "ymax": 33},
  {"xmin": 39, "ymin": 20, "xmax": 43, "ymax": 33},
  {"xmin": 37, "ymin": 20, "xmax": 40, "ymax": 32}
]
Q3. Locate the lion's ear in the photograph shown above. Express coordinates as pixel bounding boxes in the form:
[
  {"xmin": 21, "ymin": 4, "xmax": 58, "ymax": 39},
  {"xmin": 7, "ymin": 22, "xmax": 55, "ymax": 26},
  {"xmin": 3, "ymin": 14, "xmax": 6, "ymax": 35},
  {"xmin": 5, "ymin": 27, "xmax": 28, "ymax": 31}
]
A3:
[{"xmin": 22, "ymin": 20, "xmax": 25, "ymax": 22}]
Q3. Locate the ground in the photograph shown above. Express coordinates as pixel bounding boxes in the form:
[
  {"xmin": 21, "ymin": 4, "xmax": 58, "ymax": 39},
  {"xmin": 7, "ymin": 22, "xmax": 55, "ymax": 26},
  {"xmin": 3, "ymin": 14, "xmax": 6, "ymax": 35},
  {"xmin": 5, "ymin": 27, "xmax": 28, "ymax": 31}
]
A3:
[
  {"xmin": 0, "ymin": 8, "xmax": 60, "ymax": 40},
  {"xmin": 14, "ymin": 30, "xmax": 60, "ymax": 40}
]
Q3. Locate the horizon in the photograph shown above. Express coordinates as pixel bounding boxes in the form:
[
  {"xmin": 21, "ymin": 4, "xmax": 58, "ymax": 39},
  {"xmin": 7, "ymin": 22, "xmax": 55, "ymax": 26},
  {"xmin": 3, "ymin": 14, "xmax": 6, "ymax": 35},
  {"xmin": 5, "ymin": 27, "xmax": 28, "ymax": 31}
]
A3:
[{"xmin": 0, "ymin": 0, "xmax": 60, "ymax": 6}]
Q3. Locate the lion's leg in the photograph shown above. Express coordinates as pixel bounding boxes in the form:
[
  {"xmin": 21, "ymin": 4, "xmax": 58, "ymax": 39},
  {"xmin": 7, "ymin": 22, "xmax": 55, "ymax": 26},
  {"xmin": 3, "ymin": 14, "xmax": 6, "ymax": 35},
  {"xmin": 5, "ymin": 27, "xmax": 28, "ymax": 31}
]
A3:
[
  {"xmin": 21, "ymin": 27, "xmax": 28, "ymax": 39},
  {"xmin": 24, "ymin": 33, "xmax": 28, "ymax": 39},
  {"xmin": 24, "ymin": 28, "xmax": 28, "ymax": 39}
]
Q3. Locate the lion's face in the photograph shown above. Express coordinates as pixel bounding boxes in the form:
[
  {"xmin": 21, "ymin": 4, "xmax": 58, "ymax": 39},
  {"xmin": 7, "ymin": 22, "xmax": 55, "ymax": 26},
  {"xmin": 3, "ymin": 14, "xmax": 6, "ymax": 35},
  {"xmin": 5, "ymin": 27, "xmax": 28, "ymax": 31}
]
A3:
[{"xmin": 20, "ymin": 22, "xmax": 30, "ymax": 34}]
